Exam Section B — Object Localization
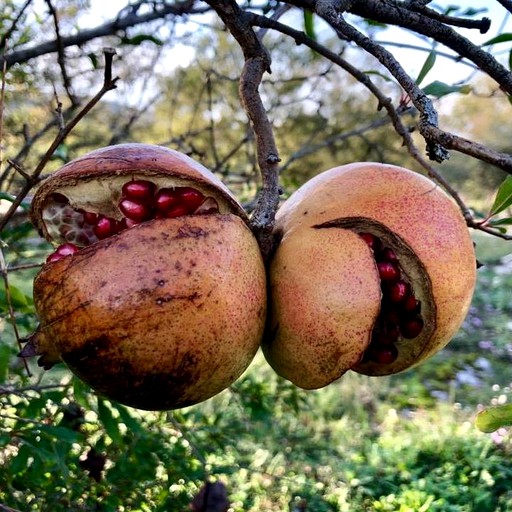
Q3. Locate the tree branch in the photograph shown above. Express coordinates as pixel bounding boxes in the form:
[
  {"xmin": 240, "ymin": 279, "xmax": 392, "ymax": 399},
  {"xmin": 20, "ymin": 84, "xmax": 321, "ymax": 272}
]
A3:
[
  {"xmin": 0, "ymin": 49, "xmax": 119, "ymax": 233},
  {"xmin": 1, "ymin": 2, "xmax": 210, "ymax": 69},
  {"xmin": 44, "ymin": 0, "xmax": 78, "ymax": 106},
  {"xmin": 205, "ymin": 0, "xmax": 281, "ymax": 259}
]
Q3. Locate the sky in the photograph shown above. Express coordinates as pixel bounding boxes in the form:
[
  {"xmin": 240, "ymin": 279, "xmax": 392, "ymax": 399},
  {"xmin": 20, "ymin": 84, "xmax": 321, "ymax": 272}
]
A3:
[{"xmin": 80, "ymin": 0, "xmax": 512, "ymax": 85}]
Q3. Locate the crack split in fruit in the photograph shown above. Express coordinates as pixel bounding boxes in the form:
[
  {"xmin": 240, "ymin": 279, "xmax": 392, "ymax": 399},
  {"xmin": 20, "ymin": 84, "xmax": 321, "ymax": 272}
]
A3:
[
  {"xmin": 45, "ymin": 180, "xmax": 220, "ymax": 261},
  {"xmin": 358, "ymin": 231, "xmax": 424, "ymax": 366}
]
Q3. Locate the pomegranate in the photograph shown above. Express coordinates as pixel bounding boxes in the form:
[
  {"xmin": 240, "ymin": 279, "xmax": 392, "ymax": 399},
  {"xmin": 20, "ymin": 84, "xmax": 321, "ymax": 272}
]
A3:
[
  {"xmin": 263, "ymin": 162, "xmax": 476, "ymax": 389},
  {"xmin": 21, "ymin": 143, "xmax": 266, "ymax": 410}
]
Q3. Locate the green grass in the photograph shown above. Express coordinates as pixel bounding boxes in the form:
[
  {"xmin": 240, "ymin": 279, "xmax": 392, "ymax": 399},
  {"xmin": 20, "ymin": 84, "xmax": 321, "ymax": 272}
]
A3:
[{"xmin": 1, "ymin": 228, "xmax": 512, "ymax": 511}]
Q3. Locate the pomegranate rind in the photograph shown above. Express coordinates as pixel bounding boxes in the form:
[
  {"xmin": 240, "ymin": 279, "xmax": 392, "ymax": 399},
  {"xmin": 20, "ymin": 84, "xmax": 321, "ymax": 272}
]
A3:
[
  {"xmin": 32, "ymin": 214, "xmax": 266, "ymax": 410},
  {"xmin": 269, "ymin": 162, "xmax": 476, "ymax": 379},
  {"xmin": 31, "ymin": 143, "xmax": 247, "ymax": 243},
  {"xmin": 263, "ymin": 226, "xmax": 381, "ymax": 389}
]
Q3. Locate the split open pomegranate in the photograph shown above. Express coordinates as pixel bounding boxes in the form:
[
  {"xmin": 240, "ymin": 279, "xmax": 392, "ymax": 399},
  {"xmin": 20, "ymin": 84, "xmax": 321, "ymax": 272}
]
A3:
[
  {"xmin": 263, "ymin": 162, "xmax": 477, "ymax": 389},
  {"xmin": 21, "ymin": 144, "xmax": 266, "ymax": 410}
]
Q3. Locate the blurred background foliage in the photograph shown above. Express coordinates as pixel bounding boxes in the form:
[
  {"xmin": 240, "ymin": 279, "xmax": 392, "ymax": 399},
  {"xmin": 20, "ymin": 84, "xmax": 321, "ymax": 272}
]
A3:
[{"xmin": 1, "ymin": 0, "xmax": 512, "ymax": 510}]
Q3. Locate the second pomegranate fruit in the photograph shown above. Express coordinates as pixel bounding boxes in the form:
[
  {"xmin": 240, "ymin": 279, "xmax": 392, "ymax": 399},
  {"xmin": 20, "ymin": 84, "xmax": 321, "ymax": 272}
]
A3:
[{"xmin": 263, "ymin": 162, "xmax": 477, "ymax": 389}]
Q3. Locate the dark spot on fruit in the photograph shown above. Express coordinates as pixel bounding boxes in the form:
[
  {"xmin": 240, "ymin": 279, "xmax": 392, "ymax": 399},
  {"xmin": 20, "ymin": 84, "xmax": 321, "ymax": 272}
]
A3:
[{"xmin": 176, "ymin": 225, "xmax": 209, "ymax": 239}]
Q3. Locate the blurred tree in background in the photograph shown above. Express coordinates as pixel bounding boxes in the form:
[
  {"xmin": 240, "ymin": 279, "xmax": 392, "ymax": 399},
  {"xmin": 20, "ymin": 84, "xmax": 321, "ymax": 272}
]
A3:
[{"xmin": 2, "ymin": 1, "xmax": 512, "ymax": 510}]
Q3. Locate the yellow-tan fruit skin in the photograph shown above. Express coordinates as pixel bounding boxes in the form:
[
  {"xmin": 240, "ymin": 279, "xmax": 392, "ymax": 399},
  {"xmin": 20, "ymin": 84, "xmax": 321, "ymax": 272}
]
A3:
[
  {"xmin": 264, "ymin": 162, "xmax": 476, "ymax": 385},
  {"xmin": 265, "ymin": 227, "xmax": 381, "ymax": 389},
  {"xmin": 33, "ymin": 214, "xmax": 266, "ymax": 410}
]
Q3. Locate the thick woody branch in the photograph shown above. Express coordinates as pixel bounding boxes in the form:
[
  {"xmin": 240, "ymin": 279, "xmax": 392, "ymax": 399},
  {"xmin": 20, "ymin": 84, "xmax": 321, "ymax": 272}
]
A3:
[
  {"xmin": 313, "ymin": 2, "xmax": 449, "ymax": 162},
  {"xmin": 205, "ymin": 0, "xmax": 281, "ymax": 259},
  {"xmin": 249, "ymin": 11, "xmax": 512, "ymax": 237}
]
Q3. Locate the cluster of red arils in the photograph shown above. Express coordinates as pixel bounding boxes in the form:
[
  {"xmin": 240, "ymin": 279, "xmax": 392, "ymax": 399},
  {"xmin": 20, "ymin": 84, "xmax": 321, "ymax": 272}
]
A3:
[
  {"xmin": 46, "ymin": 181, "xmax": 219, "ymax": 263},
  {"xmin": 359, "ymin": 232, "xmax": 424, "ymax": 365}
]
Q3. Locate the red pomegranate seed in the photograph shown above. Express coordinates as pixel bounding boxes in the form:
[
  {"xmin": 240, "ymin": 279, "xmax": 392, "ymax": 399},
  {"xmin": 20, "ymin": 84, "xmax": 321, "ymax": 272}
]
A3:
[
  {"xmin": 373, "ymin": 328, "xmax": 399, "ymax": 345},
  {"xmin": 369, "ymin": 344, "xmax": 398, "ymax": 364},
  {"xmin": 377, "ymin": 261, "xmax": 400, "ymax": 281},
  {"xmin": 176, "ymin": 187, "xmax": 205, "ymax": 212},
  {"xmin": 359, "ymin": 232, "xmax": 381, "ymax": 252},
  {"xmin": 120, "ymin": 217, "xmax": 139, "ymax": 230},
  {"xmin": 82, "ymin": 211, "xmax": 98, "ymax": 225},
  {"xmin": 381, "ymin": 304, "xmax": 400, "ymax": 325},
  {"xmin": 56, "ymin": 242, "xmax": 79, "ymax": 256},
  {"xmin": 154, "ymin": 188, "xmax": 178, "ymax": 214},
  {"xmin": 93, "ymin": 216, "xmax": 117, "ymax": 240},
  {"xmin": 165, "ymin": 205, "xmax": 189, "ymax": 218},
  {"xmin": 46, "ymin": 243, "xmax": 79, "ymax": 263},
  {"xmin": 379, "ymin": 247, "xmax": 398, "ymax": 262},
  {"xmin": 46, "ymin": 252, "xmax": 64, "ymax": 263},
  {"xmin": 387, "ymin": 280, "xmax": 410, "ymax": 303},
  {"xmin": 119, "ymin": 198, "xmax": 153, "ymax": 223},
  {"xmin": 121, "ymin": 180, "xmax": 156, "ymax": 203},
  {"xmin": 400, "ymin": 318, "xmax": 424, "ymax": 339},
  {"xmin": 403, "ymin": 295, "xmax": 421, "ymax": 314}
]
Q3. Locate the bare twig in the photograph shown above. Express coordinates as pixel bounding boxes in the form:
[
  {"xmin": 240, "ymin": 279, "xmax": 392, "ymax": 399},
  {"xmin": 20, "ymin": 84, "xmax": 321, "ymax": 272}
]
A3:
[
  {"xmin": 314, "ymin": 2, "xmax": 449, "ymax": 162},
  {"xmin": 0, "ymin": 247, "xmax": 30, "ymax": 376},
  {"xmin": 0, "ymin": 0, "xmax": 33, "ymax": 51},
  {"xmin": 1, "ymin": 3, "xmax": 211, "ymax": 69},
  {"xmin": 497, "ymin": 0, "xmax": 512, "ymax": 14},
  {"xmin": 403, "ymin": 2, "xmax": 491, "ymax": 32},
  {"xmin": 249, "ymin": 11, "xmax": 511, "ymax": 238},
  {"xmin": 45, "ymin": 0, "xmax": 77, "ymax": 106},
  {"xmin": 0, "ymin": 504, "xmax": 24, "ymax": 512},
  {"xmin": 0, "ymin": 48, "xmax": 119, "ymax": 233}
]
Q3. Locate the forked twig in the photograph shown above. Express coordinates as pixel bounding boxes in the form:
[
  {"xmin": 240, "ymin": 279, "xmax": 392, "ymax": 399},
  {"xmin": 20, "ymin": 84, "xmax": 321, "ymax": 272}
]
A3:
[{"xmin": 0, "ymin": 48, "xmax": 119, "ymax": 234}]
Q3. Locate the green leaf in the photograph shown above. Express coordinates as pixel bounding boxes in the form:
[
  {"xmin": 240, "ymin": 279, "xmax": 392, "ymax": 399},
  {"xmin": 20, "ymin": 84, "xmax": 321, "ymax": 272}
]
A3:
[
  {"xmin": 97, "ymin": 398, "xmax": 122, "ymax": 445},
  {"xmin": 490, "ymin": 175, "xmax": 512, "ymax": 216},
  {"xmin": 422, "ymin": 81, "xmax": 471, "ymax": 98},
  {"xmin": 0, "ymin": 192, "xmax": 15, "ymax": 202},
  {"xmin": 303, "ymin": 10, "xmax": 316, "ymax": 41},
  {"xmin": 38, "ymin": 424, "xmax": 81, "ymax": 443},
  {"xmin": 416, "ymin": 49, "xmax": 436, "ymax": 86},
  {"xmin": 475, "ymin": 404, "xmax": 512, "ymax": 433},
  {"xmin": 113, "ymin": 403, "xmax": 144, "ymax": 435},
  {"xmin": 50, "ymin": 143, "xmax": 69, "ymax": 162},
  {"xmin": 482, "ymin": 33, "xmax": 512, "ymax": 47},
  {"xmin": 488, "ymin": 217, "xmax": 512, "ymax": 227},
  {"xmin": 87, "ymin": 52, "xmax": 98, "ymax": 69},
  {"xmin": 0, "ymin": 344, "xmax": 11, "ymax": 383},
  {"xmin": 462, "ymin": 8, "xmax": 488, "ymax": 17},
  {"xmin": 509, "ymin": 49, "xmax": 512, "ymax": 71},
  {"xmin": 0, "ymin": 283, "xmax": 31, "ymax": 312},
  {"xmin": 120, "ymin": 34, "xmax": 163, "ymax": 46}
]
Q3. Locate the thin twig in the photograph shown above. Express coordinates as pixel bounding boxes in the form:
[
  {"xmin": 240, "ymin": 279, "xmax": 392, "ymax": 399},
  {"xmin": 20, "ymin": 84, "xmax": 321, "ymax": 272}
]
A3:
[
  {"xmin": 249, "ymin": 11, "xmax": 511, "ymax": 238},
  {"xmin": 0, "ymin": 0, "xmax": 33, "ymax": 50},
  {"xmin": 0, "ymin": 48, "xmax": 119, "ymax": 233},
  {"xmin": 497, "ymin": 0, "xmax": 512, "ymax": 14},
  {"xmin": 45, "ymin": 0, "xmax": 77, "ymax": 106}
]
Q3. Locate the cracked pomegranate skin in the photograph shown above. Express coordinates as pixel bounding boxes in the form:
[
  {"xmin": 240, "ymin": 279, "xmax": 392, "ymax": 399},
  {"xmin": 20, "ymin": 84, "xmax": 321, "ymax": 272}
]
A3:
[
  {"xmin": 263, "ymin": 162, "xmax": 476, "ymax": 388},
  {"xmin": 26, "ymin": 144, "xmax": 267, "ymax": 410},
  {"xmin": 33, "ymin": 215, "xmax": 266, "ymax": 410}
]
